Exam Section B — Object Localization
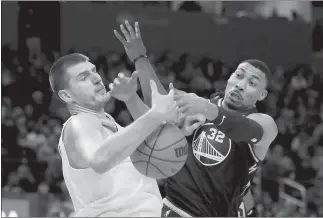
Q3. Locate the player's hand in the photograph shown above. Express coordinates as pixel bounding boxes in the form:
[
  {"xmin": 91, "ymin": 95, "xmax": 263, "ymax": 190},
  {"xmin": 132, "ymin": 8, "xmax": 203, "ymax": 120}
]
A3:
[
  {"xmin": 150, "ymin": 80, "xmax": 178, "ymax": 123},
  {"xmin": 173, "ymin": 86, "xmax": 209, "ymax": 116},
  {"xmin": 114, "ymin": 21, "xmax": 147, "ymax": 62},
  {"xmin": 109, "ymin": 71, "xmax": 138, "ymax": 102},
  {"xmin": 177, "ymin": 114, "xmax": 206, "ymax": 136},
  {"xmin": 169, "ymin": 83, "xmax": 187, "ymax": 96}
]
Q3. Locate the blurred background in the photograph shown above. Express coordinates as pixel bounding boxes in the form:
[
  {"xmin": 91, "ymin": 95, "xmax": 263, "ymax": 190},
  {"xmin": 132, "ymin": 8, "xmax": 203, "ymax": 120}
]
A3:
[{"xmin": 1, "ymin": 1, "xmax": 323, "ymax": 217}]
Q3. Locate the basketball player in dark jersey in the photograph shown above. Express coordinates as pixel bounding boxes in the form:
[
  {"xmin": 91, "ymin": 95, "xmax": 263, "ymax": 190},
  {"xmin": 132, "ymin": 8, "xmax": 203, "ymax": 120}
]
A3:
[{"xmin": 114, "ymin": 21, "xmax": 278, "ymax": 217}]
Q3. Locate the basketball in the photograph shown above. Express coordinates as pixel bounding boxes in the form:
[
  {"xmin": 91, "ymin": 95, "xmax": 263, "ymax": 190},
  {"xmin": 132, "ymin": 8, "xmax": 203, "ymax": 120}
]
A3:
[{"xmin": 130, "ymin": 123, "xmax": 188, "ymax": 179}]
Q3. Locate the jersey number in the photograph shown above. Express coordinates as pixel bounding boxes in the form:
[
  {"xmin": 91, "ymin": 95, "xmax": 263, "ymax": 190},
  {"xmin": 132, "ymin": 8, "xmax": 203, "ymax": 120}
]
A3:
[{"xmin": 207, "ymin": 128, "xmax": 225, "ymax": 143}]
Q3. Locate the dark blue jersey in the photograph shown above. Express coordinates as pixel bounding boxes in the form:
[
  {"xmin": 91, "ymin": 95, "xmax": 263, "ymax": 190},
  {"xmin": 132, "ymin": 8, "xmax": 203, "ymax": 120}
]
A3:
[{"xmin": 165, "ymin": 97, "xmax": 261, "ymax": 216}]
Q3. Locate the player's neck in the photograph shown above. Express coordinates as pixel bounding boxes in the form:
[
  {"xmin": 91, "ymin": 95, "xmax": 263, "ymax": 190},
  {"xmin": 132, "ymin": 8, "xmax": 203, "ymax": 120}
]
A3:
[{"xmin": 68, "ymin": 103, "xmax": 105, "ymax": 118}]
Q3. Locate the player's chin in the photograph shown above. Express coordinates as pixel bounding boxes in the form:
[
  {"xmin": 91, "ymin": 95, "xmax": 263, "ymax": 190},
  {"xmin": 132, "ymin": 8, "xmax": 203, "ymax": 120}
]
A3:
[{"xmin": 227, "ymin": 98, "xmax": 243, "ymax": 109}]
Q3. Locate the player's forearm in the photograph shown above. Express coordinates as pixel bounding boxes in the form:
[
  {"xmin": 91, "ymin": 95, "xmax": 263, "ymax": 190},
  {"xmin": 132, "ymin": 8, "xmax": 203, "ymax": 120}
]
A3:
[
  {"xmin": 91, "ymin": 109, "xmax": 163, "ymax": 173},
  {"xmin": 124, "ymin": 93, "xmax": 150, "ymax": 120},
  {"xmin": 135, "ymin": 58, "xmax": 167, "ymax": 107},
  {"xmin": 204, "ymin": 101, "xmax": 264, "ymax": 144}
]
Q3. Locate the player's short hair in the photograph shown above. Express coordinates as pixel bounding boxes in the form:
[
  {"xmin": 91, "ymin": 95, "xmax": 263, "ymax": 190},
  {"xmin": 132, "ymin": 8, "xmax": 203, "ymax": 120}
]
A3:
[
  {"xmin": 241, "ymin": 59, "xmax": 272, "ymax": 88},
  {"xmin": 49, "ymin": 53, "xmax": 89, "ymax": 97}
]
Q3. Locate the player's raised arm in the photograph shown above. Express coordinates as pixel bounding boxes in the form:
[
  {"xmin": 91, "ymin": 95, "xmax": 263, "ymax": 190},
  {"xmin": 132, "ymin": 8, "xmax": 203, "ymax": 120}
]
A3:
[
  {"xmin": 173, "ymin": 86, "xmax": 278, "ymax": 159},
  {"xmin": 68, "ymin": 81, "xmax": 177, "ymax": 174},
  {"xmin": 114, "ymin": 21, "xmax": 166, "ymax": 107}
]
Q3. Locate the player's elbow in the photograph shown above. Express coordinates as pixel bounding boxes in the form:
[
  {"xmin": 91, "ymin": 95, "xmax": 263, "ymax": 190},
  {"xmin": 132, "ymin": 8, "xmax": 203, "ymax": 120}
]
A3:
[{"xmin": 88, "ymin": 153, "xmax": 117, "ymax": 174}]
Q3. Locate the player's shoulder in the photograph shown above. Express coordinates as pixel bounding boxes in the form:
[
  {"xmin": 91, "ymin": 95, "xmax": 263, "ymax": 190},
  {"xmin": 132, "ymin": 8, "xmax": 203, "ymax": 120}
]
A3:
[
  {"xmin": 67, "ymin": 113, "xmax": 102, "ymax": 136},
  {"xmin": 247, "ymin": 113, "xmax": 278, "ymax": 136}
]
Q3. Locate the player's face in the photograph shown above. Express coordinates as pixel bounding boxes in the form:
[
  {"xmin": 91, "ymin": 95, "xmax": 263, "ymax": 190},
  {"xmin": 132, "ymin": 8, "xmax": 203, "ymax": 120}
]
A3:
[
  {"xmin": 224, "ymin": 62, "xmax": 268, "ymax": 110},
  {"xmin": 62, "ymin": 61, "xmax": 109, "ymax": 110}
]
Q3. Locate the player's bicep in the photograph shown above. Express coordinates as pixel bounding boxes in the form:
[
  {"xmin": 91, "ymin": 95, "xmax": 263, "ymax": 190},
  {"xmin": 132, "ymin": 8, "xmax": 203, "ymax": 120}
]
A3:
[{"xmin": 69, "ymin": 114, "xmax": 104, "ymax": 165}]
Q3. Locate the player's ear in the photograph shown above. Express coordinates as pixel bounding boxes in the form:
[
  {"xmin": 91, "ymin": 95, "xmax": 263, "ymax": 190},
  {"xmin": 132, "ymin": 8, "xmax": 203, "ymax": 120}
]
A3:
[
  {"xmin": 258, "ymin": 89, "xmax": 268, "ymax": 101},
  {"xmin": 58, "ymin": 90, "xmax": 73, "ymax": 103}
]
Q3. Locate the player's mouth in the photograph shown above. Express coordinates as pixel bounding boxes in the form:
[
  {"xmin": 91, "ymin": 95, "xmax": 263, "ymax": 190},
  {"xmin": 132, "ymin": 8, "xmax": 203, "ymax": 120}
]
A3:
[
  {"xmin": 230, "ymin": 90, "xmax": 242, "ymax": 101},
  {"xmin": 96, "ymin": 86, "xmax": 106, "ymax": 92}
]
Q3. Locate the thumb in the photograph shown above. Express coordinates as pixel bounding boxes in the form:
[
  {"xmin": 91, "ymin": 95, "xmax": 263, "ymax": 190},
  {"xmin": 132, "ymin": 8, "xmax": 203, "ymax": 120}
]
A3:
[
  {"xmin": 169, "ymin": 83, "xmax": 174, "ymax": 91},
  {"xmin": 106, "ymin": 91, "xmax": 112, "ymax": 99},
  {"xmin": 130, "ymin": 71, "xmax": 138, "ymax": 84},
  {"xmin": 168, "ymin": 84, "xmax": 175, "ymax": 98},
  {"xmin": 195, "ymin": 113, "xmax": 206, "ymax": 123},
  {"xmin": 191, "ymin": 123, "xmax": 201, "ymax": 130},
  {"xmin": 186, "ymin": 123, "xmax": 200, "ymax": 133},
  {"xmin": 150, "ymin": 80, "xmax": 158, "ymax": 96}
]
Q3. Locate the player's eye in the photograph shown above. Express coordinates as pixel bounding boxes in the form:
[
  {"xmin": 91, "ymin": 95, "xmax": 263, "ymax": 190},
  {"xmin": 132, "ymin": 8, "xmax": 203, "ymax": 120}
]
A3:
[
  {"xmin": 236, "ymin": 73, "xmax": 242, "ymax": 78},
  {"xmin": 79, "ymin": 75, "xmax": 87, "ymax": 80},
  {"xmin": 249, "ymin": 81, "xmax": 257, "ymax": 86}
]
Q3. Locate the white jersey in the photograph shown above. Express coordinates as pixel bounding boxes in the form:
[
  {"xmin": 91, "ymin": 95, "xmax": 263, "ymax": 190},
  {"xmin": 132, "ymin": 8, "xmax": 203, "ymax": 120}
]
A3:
[{"xmin": 58, "ymin": 115, "xmax": 162, "ymax": 217}]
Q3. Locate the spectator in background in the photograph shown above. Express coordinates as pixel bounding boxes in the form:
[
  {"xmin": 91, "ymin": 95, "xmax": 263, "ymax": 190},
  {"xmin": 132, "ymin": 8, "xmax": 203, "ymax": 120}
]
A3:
[
  {"xmin": 275, "ymin": 107, "xmax": 297, "ymax": 151},
  {"xmin": 271, "ymin": 66, "xmax": 286, "ymax": 94},
  {"xmin": 3, "ymin": 172, "xmax": 23, "ymax": 193},
  {"xmin": 172, "ymin": 54, "xmax": 194, "ymax": 91},
  {"xmin": 36, "ymin": 182, "xmax": 56, "ymax": 216},
  {"xmin": 262, "ymin": 145, "xmax": 284, "ymax": 201},
  {"xmin": 16, "ymin": 163, "xmax": 37, "ymax": 192}
]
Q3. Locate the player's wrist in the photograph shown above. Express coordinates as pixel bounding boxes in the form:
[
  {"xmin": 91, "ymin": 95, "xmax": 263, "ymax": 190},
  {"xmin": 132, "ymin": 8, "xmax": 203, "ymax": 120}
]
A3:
[
  {"xmin": 148, "ymin": 107, "xmax": 166, "ymax": 124},
  {"xmin": 201, "ymin": 98, "xmax": 218, "ymax": 120},
  {"xmin": 123, "ymin": 92, "xmax": 138, "ymax": 104},
  {"xmin": 133, "ymin": 54, "xmax": 148, "ymax": 64}
]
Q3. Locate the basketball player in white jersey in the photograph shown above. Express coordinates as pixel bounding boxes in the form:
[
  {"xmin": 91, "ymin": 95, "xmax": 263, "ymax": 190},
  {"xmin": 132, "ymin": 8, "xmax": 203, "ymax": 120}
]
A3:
[{"xmin": 48, "ymin": 53, "xmax": 180, "ymax": 217}]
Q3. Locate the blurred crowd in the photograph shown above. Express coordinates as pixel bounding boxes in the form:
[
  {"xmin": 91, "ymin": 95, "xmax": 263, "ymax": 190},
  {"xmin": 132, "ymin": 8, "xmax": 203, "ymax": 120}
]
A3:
[{"xmin": 2, "ymin": 37, "xmax": 323, "ymax": 216}]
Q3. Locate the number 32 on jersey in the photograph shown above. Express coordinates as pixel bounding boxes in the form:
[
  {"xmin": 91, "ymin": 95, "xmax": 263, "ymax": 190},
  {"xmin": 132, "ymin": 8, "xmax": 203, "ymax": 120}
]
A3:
[{"xmin": 207, "ymin": 128, "xmax": 225, "ymax": 143}]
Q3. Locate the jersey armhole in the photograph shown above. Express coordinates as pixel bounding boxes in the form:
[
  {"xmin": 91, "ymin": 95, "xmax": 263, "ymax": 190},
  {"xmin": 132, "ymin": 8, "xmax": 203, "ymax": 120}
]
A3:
[{"xmin": 247, "ymin": 143, "xmax": 261, "ymax": 162}]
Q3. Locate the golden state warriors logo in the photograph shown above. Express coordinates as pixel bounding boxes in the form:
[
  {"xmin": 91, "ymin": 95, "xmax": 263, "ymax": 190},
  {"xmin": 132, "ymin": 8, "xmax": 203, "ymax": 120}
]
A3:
[{"xmin": 192, "ymin": 123, "xmax": 231, "ymax": 166}]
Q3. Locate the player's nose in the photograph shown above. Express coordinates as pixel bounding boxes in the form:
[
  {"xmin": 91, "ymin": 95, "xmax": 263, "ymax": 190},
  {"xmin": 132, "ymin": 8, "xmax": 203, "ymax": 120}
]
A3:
[
  {"xmin": 235, "ymin": 83, "xmax": 244, "ymax": 91},
  {"xmin": 235, "ymin": 80, "xmax": 246, "ymax": 91},
  {"xmin": 92, "ymin": 73, "xmax": 102, "ymax": 84}
]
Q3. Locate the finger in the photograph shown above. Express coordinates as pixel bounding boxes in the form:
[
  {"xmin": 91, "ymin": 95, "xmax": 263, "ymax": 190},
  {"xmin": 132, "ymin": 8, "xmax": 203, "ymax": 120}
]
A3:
[
  {"xmin": 106, "ymin": 91, "xmax": 111, "ymax": 99},
  {"xmin": 185, "ymin": 115, "xmax": 196, "ymax": 123},
  {"xmin": 150, "ymin": 80, "xmax": 158, "ymax": 95},
  {"xmin": 120, "ymin": 24, "xmax": 131, "ymax": 42},
  {"xmin": 109, "ymin": 83, "xmax": 115, "ymax": 90},
  {"xmin": 175, "ymin": 89, "xmax": 185, "ymax": 95},
  {"xmin": 118, "ymin": 72, "xmax": 125, "ymax": 79},
  {"xmin": 169, "ymin": 83, "xmax": 174, "ymax": 91},
  {"xmin": 195, "ymin": 113, "xmax": 206, "ymax": 123},
  {"xmin": 113, "ymin": 78, "xmax": 120, "ymax": 85},
  {"xmin": 175, "ymin": 99, "xmax": 188, "ymax": 108},
  {"xmin": 125, "ymin": 20, "xmax": 136, "ymax": 39},
  {"xmin": 188, "ymin": 123, "xmax": 201, "ymax": 131},
  {"xmin": 168, "ymin": 87, "xmax": 175, "ymax": 98},
  {"xmin": 135, "ymin": 22, "xmax": 141, "ymax": 39},
  {"xmin": 113, "ymin": 30, "xmax": 127, "ymax": 45},
  {"xmin": 178, "ymin": 105, "xmax": 190, "ymax": 114},
  {"xmin": 174, "ymin": 94, "xmax": 186, "ymax": 101},
  {"xmin": 130, "ymin": 71, "xmax": 139, "ymax": 84}
]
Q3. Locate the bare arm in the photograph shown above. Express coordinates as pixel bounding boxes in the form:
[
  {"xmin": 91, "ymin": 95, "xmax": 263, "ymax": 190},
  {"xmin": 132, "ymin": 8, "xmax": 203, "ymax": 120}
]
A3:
[
  {"xmin": 201, "ymin": 98, "xmax": 278, "ymax": 158},
  {"xmin": 69, "ymin": 80, "xmax": 177, "ymax": 174},
  {"xmin": 70, "ymin": 111, "xmax": 163, "ymax": 174},
  {"xmin": 124, "ymin": 93, "xmax": 150, "ymax": 120},
  {"xmin": 135, "ymin": 59, "xmax": 167, "ymax": 107},
  {"xmin": 113, "ymin": 21, "xmax": 167, "ymax": 107}
]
